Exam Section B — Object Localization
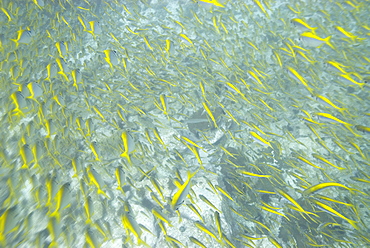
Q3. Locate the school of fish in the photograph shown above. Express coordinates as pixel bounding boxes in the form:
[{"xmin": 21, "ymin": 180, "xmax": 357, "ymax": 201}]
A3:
[{"xmin": 1, "ymin": 0, "xmax": 369, "ymax": 247}]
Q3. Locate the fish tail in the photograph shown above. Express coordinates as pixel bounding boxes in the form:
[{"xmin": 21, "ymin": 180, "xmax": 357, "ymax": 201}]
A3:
[
  {"xmin": 120, "ymin": 151, "xmax": 132, "ymax": 165},
  {"xmin": 97, "ymin": 189, "xmax": 109, "ymax": 198},
  {"xmin": 20, "ymin": 163, "xmax": 28, "ymax": 169},
  {"xmin": 348, "ymin": 219, "xmax": 358, "ymax": 230},
  {"xmin": 49, "ymin": 241, "xmax": 58, "ymax": 248},
  {"xmin": 188, "ymin": 168, "xmax": 200, "ymax": 179},
  {"xmin": 104, "ymin": 57, "xmax": 113, "ymax": 68},
  {"xmin": 117, "ymin": 186, "xmax": 126, "ymax": 195},
  {"xmin": 10, "ymin": 39, "xmax": 19, "ymax": 48},
  {"xmin": 138, "ymin": 237, "xmax": 150, "ymax": 247},
  {"xmin": 50, "ymin": 211, "xmax": 60, "ymax": 222},
  {"xmin": 0, "ymin": 232, "xmax": 6, "ymax": 247},
  {"xmin": 324, "ymin": 36, "xmax": 335, "ymax": 49}
]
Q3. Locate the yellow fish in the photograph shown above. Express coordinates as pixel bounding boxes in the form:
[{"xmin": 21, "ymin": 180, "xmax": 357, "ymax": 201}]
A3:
[
  {"xmin": 303, "ymin": 182, "xmax": 357, "ymax": 196},
  {"xmin": 198, "ymin": 0, "xmax": 225, "ymax": 7},
  {"xmin": 11, "ymin": 29, "xmax": 33, "ymax": 46},
  {"xmin": 171, "ymin": 170, "xmax": 198, "ymax": 210},
  {"xmin": 300, "ymin": 32, "xmax": 334, "ymax": 49}
]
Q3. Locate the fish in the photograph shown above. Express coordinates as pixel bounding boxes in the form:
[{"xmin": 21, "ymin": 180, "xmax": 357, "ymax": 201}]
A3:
[
  {"xmin": 120, "ymin": 131, "xmax": 135, "ymax": 164},
  {"xmin": 215, "ymin": 185, "xmax": 234, "ymax": 201},
  {"xmin": 115, "ymin": 166, "xmax": 126, "ymax": 194},
  {"xmin": 214, "ymin": 211, "xmax": 222, "ymax": 239},
  {"xmin": 152, "ymin": 209, "xmax": 172, "ymax": 226},
  {"xmin": 338, "ymin": 74, "xmax": 365, "ymax": 87},
  {"xmin": 300, "ymin": 32, "xmax": 335, "ymax": 49},
  {"xmin": 10, "ymin": 91, "xmax": 28, "ymax": 116},
  {"xmin": 250, "ymin": 131, "xmax": 273, "ymax": 148},
  {"xmin": 71, "ymin": 69, "xmax": 82, "ymax": 90},
  {"xmin": 199, "ymin": 194, "xmax": 221, "ymax": 212},
  {"xmin": 189, "ymin": 236, "xmax": 207, "ymax": 248},
  {"xmin": 89, "ymin": 21, "xmax": 102, "ymax": 35},
  {"xmin": 89, "ymin": 141, "xmax": 102, "ymax": 161},
  {"xmin": 150, "ymin": 177, "xmax": 165, "ymax": 202},
  {"xmin": 312, "ymin": 154, "xmax": 345, "ymax": 170},
  {"xmin": 277, "ymin": 189, "xmax": 317, "ymax": 217},
  {"xmin": 86, "ymin": 165, "xmax": 109, "ymax": 198},
  {"xmin": 237, "ymin": 169, "xmax": 271, "ymax": 178},
  {"xmin": 1, "ymin": 7, "xmax": 12, "ymax": 22},
  {"xmin": 22, "ymin": 82, "xmax": 43, "ymax": 102},
  {"xmin": 11, "ymin": 29, "xmax": 32, "ymax": 46},
  {"xmin": 104, "ymin": 50, "xmax": 119, "ymax": 68},
  {"xmin": 314, "ymin": 113, "xmax": 352, "ymax": 126},
  {"xmin": 55, "ymin": 41, "xmax": 68, "ymax": 58},
  {"xmin": 19, "ymin": 144, "xmax": 33, "ymax": 169},
  {"xmin": 171, "ymin": 170, "xmax": 198, "ymax": 210},
  {"xmin": 286, "ymin": 66, "xmax": 313, "ymax": 93},
  {"xmin": 202, "ymin": 101, "xmax": 218, "ymax": 128},
  {"xmin": 325, "ymin": 61, "xmax": 348, "ymax": 74},
  {"xmin": 50, "ymin": 183, "xmax": 72, "ymax": 221},
  {"xmin": 197, "ymin": 0, "xmax": 225, "ymax": 8},
  {"xmin": 186, "ymin": 203, "xmax": 204, "ymax": 222},
  {"xmin": 335, "ymin": 26, "xmax": 363, "ymax": 41},
  {"xmin": 122, "ymin": 203, "xmax": 149, "ymax": 246},
  {"xmin": 84, "ymin": 196, "xmax": 94, "ymax": 224},
  {"xmin": 355, "ymin": 125, "xmax": 370, "ymax": 133},
  {"xmin": 311, "ymin": 199, "xmax": 358, "ymax": 229},
  {"xmin": 291, "ymin": 18, "xmax": 318, "ymax": 32},
  {"xmin": 194, "ymin": 221, "xmax": 220, "ymax": 242},
  {"xmin": 303, "ymin": 182, "xmax": 358, "ymax": 196},
  {"xmin": 46, "ymin": 63, "xmax": 58, "ymax": 81}
]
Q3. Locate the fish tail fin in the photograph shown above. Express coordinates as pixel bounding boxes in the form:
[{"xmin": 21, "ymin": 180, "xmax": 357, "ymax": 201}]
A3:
[
  {"xmin": 188, "ymin": 168, "xmax": 200, "ymax": 179},
  {"xmin": 10, "ymin": 39, "xmax": 19, "ymax": 48},
  {"xmin": 0, "ymin": 236, "xmax": 5, "ymax": 247},
  {"xmin": 213, "ymin": 0, "xmax": 225, "ymax": 7},
  {"xmin": 85, "ymin": 218, "xmax": 92, "ymax": 225},
  {"xmin": 104, "ymin": 57, "xmax": 113, "ymax": 68},
  {"xmin": 49, "ymin": 241, "xmax": 58, "ymax": 248},
  {"xmin": 348, "ymin": 219, "xmax": 358, "ymax": 230},
  {"xmin": 50, "ymin": 211, "xmax": 60, "ymax": 222},
  {"xmin": 324, "ymin": 36, "xmax": 335, "ymax": 49},
  {"xmin": 77, "ymin": 16, "xmax": 87, "ymax": 31},
  {"xmin": 138, "ymin": 238, "xmax": 150, "ymax": 247},
  {"xmin": 120, "ymin": 151, "xmax": 132, "ymax": 165},
  {"xmin": 97, "ymin": 189, "xmax": 109, "ymax": 198},
  {"xmin": 117, "ymin": 186, "xmax": 126, "ymax": 195}
]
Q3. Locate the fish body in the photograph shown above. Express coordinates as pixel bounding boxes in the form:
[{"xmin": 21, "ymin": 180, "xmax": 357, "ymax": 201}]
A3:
[{"xmin": 171, "ymin": 170, "xmax": 198, "ymax": 210}]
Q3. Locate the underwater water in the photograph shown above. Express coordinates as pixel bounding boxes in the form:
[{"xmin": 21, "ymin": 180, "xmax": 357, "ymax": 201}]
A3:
[{"xmin": 0, "ymin": 0, "xmax": 369, "ymax": 247}]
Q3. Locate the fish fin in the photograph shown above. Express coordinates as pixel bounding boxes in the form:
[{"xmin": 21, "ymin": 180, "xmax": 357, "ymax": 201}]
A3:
[
  {"xmin": 120, "ymin": 151, "xmax": 132, "ymax": 164},
  {"xmin": 324, "ymin": 36, "xmax": 335, "ymax": 49},
  {"xmin": 97, "ymin": 189, "xmax": 110, "ymax": 198},
  {"xmin": 50, "ymin": 211, "xmax": 60, "ymax": 222}
]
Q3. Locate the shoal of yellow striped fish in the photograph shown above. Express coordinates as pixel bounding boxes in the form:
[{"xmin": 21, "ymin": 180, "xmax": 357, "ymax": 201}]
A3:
[{"xmin": 1, "ymin": 0, "xmax": 369, "ymax": 247}]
